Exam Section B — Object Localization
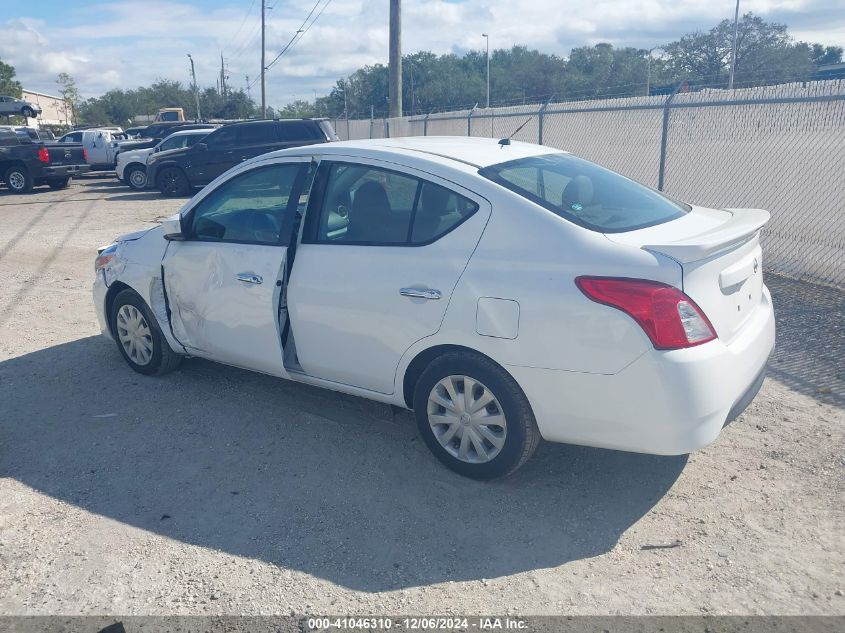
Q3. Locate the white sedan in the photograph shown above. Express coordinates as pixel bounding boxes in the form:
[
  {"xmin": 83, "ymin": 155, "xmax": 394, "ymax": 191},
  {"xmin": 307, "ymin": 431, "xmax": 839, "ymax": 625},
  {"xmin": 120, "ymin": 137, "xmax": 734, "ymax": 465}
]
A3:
[
  {"xmin": 115, "ymin": 129, "xmax": 211, "ymax": 191},
  {"xmin": 92, "ymin": 137, "xmax": 775, "ymax": 479}
]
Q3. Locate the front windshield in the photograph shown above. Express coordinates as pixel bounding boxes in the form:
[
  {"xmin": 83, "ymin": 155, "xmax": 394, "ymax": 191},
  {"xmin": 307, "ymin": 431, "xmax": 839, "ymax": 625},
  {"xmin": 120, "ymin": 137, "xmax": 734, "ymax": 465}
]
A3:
[{"xmin": 479, "ymin": 153, "xmax": 689, "ymax": 233}]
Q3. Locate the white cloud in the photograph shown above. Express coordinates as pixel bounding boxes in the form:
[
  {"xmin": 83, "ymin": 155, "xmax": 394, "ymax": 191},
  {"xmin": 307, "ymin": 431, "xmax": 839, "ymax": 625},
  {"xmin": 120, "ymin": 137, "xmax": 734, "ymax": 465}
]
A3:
[{"xmin": 1, "ymin": 0, "xmax": 843, "ymax": 110}]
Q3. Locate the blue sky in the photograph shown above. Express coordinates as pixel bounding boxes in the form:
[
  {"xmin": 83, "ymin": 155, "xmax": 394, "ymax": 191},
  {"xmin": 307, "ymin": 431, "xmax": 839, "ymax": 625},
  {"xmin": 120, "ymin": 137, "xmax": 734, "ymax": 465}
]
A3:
[{"xmin": 2, "ymin": 0, "xmax": 843, "ymax": 110}]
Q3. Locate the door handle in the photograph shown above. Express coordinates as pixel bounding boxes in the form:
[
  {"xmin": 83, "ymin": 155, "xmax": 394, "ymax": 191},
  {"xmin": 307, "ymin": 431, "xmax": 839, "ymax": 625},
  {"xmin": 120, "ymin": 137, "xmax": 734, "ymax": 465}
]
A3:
[
  {"xmin": 236, "ymin": 273, "xmax": 263, "ymax": 285},
  {"xmin": 400, "ymin": 287, "xmax": 441, "ymax": 300}
]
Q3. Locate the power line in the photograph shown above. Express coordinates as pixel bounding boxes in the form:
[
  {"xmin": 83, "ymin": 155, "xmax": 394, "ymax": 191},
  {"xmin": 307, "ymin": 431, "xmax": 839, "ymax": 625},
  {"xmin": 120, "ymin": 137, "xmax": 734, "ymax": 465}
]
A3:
[
  {"xmin": 265, "ymin": 0, "xmax": 333, "ymax": 73},
  {"xmin": 222, "ymin": 0, "xmax": 258, "ymax": 53}
]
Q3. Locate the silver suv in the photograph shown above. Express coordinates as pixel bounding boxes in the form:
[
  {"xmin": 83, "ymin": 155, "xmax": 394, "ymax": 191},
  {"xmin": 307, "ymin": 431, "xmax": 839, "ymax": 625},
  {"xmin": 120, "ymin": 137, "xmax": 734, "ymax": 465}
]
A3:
[{"xmin": 0, "ymin": 96, "xmax": 42, "ymax": 118}]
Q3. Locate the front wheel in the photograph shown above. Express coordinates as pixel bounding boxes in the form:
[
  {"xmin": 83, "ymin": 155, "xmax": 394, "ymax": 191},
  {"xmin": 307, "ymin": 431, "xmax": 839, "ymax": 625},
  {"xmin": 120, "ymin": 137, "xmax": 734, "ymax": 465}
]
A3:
[
  {"xmin": 109, "ymin": 289, "xmax": 182, "ymax": 375},
  {"xmin": 21, "ymin": 106, "xmax": 35, "ymax": 118},
  {"xmin": 4, "ymin": 166, "xmax": 33, "ymax": 193},
  {"xmin": 125, "ymin": 165, "xmax": 147, "ymax": 190},
  {"xmin": 413, "ymin": 352, "xmax": 541, "ymax": 479},
  {"xmin": 157, "ymin": 166, "xmax": 190, "ymax": 197}
]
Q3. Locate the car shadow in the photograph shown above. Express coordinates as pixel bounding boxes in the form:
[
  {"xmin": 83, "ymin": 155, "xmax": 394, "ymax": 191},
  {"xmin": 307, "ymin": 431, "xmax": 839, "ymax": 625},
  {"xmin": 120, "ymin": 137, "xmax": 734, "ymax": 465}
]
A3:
[
  {"xmin": 765, "ymin": 274, "xmax": 845, "ymax": 407},
  {"xmin": 1, "ymin": 335, "xmax": 687, "ymax": 592},
  {"xmin": 106, "ymin": 192, "xmax": 173, "ymax": 202}
]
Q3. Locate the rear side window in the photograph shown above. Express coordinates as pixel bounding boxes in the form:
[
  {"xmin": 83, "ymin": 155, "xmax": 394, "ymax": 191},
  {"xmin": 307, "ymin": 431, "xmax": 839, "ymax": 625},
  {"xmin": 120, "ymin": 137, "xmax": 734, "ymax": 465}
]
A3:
[
  {"xmin": 310, "ymin": 163, "xmax": 479, "ymax": 245},
  {"xmin": 479, "ymin": 154, "xmax": 689, "ymax": 233},
  {"xmin": 237, "ymin": 123, "xmax": 275, "ymax": 145},
  {"xmin": 277, "ymin": 121, "xmax": 323, "ymax": 142}
]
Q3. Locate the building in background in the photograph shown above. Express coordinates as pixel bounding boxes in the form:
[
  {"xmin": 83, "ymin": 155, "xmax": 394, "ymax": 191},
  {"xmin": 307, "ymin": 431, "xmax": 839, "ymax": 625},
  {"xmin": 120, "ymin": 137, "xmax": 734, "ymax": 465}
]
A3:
[{"xmin": 21, "ymin": 89, "xmax": 72, "ymax": 126}]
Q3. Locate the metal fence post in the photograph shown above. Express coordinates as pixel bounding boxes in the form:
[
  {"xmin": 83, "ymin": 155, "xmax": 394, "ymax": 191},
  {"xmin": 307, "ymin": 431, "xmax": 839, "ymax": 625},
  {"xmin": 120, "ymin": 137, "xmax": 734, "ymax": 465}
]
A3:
[
  {"xmin": 369, "ymin": 105, "xmax": 374, "ymax": 139},
  {"xmin": 467, "ymin": 103, "xmax": 477, "ymax": 136},
  {"xmin": 537, "ymin": 100, "xmax": 551, "ymax": 145},
  {"xmin": 384, "ymin": 119, "xmax": 390, "ymax": 138},
  {"xmin": 657, "ymin": 83, "xmax": 682, "ymax": 191},
  {"xmin": 423, "ymin": 112, "xmax": 430, "ymax": 136}
]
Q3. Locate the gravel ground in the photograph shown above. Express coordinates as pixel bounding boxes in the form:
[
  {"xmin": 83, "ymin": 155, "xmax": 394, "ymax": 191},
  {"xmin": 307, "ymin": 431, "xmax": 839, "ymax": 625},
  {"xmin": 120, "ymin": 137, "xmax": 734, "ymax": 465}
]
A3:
[{"xmin": 0, "ymin": 175, "xmax": 843, "ymax": 616}]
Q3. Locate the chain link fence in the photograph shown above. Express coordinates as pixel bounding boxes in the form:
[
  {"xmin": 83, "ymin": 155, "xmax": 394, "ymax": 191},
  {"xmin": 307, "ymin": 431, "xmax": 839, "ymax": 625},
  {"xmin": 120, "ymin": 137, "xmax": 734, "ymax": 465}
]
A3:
[{"xmin": 332, "ymin": 80, "xmax": 845, "ymax": 289}]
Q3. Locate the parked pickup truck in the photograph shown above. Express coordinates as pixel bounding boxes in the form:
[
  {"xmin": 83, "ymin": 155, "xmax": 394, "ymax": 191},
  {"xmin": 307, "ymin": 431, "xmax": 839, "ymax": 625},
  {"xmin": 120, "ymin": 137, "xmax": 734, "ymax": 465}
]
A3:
[{"xmin": 0, "ymin": 128, "xmax": 89, "ymax": 193}]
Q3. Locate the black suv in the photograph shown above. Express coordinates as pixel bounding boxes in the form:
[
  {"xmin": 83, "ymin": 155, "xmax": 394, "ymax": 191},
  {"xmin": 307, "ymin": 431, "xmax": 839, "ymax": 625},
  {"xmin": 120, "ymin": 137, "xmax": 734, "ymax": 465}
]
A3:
[{"xmin": 147, "ymin": 119, "xmax": 338, "ymax": 196}]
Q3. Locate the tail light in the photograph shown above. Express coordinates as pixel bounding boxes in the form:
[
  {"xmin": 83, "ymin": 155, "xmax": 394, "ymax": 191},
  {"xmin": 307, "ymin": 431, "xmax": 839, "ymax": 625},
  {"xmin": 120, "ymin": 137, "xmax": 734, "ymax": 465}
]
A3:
[
  {"xmin": 575, "ymin": 276, "xmax": 716, "ymax": 350},
  {"xmin": 37, "ymin": 147, "xmax": 50, "ymax": 164},
  {"xmin": 82, "ymin": 148, "xmax": 88, "ymax": 162}
]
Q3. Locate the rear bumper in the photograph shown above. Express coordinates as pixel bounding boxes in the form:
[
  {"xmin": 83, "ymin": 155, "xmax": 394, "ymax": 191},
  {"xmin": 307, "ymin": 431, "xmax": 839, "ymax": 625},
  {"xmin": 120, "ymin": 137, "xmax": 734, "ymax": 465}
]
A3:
[
  {"xmin": 507, "ymin": 284, "xmax": 776, "ymax": 455},
  {"xmin": 41, "ymin": 164, "xmax": 90, "ymax": 179}
]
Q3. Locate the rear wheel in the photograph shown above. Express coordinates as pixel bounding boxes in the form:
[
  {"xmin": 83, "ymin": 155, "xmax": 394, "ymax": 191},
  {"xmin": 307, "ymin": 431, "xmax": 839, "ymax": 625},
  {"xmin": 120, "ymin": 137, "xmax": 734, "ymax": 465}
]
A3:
[
  {"xmin": 21, "ymin": 106, "xmax": 35, "ymax": 118},
  {"xmin": 109, "ymin": 289, "xmax": 182, "ymax": 375},
  {"xmin": 4, "ymin": 166, "xmax": 33, "ymax": 193},
  {"xmin": 126, "ymin": 164, "xmax": 147, "ymax": 190},
  {"xmin": 157, "ymin": 166, "xmax": 189, "ymax": 197},
  {"xmin": 413, "ymin": 351, "xmax": 540, "ymax": 479},
  {"xmin": 48, "ymin": 178, "xmax": 70, "ymax": 190}
]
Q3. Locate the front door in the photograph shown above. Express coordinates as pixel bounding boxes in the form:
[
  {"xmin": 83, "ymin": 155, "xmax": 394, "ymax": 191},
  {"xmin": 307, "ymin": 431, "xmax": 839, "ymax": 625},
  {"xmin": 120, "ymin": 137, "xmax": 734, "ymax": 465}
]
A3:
[
  {"xmin": 163, "ymin": 159, "xmax": 310, "ymax": 376},
  {"xmin": 287, "ymin": 159, "xmax": 491, "ymax": 394}
]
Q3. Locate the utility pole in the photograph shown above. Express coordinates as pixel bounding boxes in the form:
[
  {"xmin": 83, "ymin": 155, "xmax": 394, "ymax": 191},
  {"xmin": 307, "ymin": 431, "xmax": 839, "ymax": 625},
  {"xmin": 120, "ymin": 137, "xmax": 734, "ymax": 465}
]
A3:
[
  {"xmin": 388, "ymin": 0, "xmax": 402, "ymax": 118},
  {"xmin": 245, "ymin": 75, "xmax": 251, "ymax": 100},
  {"xmin": 220, "ymin": 52, "xmax": 226, "ymax": 96},
  {"xmin": 728, "ymin": 0, "xmax": 740, "ymax": 90},
  {"xmin": 187, "ymin": 54, "xmax": 201, "ymax": 121},
  {"xmin": 482, "ymin": 33, "xmax": 490, "ymax": 108},
  {"xmin": 261, "ymin": 0, "xmax": 267, "ymax": 118}
]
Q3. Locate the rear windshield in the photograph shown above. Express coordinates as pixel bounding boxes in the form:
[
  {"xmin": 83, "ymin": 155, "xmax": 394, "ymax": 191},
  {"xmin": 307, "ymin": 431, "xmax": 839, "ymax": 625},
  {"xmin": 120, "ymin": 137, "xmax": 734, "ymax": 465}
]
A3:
[{"xmin": 478, "ymin": 153, "xmax": 689, "ymax": 233}]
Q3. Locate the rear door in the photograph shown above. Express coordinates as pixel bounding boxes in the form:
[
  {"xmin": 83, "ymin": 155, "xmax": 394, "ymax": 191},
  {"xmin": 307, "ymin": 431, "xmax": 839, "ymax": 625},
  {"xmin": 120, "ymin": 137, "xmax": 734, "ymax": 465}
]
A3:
[
  {"xmin": 234, "ymin": 121, "xmax": 280, "ymax": 163},
  {"xmin": 185, "ymin": 125, "xmax": 238, "ymax": 185},
  {"xmin": 162, "ymin": 158, "xmax": 310, "ymax": 376},
  {"xmin": 286, "ymin": 158, "xmax": 490, "ymax": 394}
]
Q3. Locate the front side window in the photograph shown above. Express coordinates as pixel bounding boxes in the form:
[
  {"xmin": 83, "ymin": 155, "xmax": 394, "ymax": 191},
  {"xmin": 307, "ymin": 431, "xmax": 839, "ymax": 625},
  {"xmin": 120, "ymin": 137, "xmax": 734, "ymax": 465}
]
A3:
[
  {"xmin": 312, "ymin": 163, "xmax": 479, "ymax": 245},
  {"xmin": 206, "ymin": 126, "xmax": 236, "ymax": 148},
  {"xmin": 479, "ymin": 153, "xmax": 689, "ymax": 233},
  {"xmin": 158, "ymin": 135, "xmax": 188, "ymax": 152},
  {"xmin": 188, "ymin": 164, "xmax": 303, "ymax": 244}
]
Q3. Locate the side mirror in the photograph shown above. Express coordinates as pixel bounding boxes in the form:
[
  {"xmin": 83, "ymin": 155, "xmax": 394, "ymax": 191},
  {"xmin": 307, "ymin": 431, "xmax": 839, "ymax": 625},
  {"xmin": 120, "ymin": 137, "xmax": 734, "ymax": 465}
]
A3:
[
  {"xmin": 154, "ymin": 146, "xmax": 160, "ymax": 153},
  {"xmin": 162, "ymin": 215, "xmax": 185, "ymax": 241},
  {"xmin": 195, "ymin": 142, "xmax": 208, "ymax": 152}
]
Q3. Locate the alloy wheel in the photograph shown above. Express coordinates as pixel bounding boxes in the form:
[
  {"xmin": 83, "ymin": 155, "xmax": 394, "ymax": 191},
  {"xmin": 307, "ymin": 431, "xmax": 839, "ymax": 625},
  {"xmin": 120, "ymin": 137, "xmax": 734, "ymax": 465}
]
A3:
[
  {"xmin": 427, "ymin": 375, "xmax": 508, "ymax": 464},
  {"xmin": 7, "ymin": 171, "xmax": 25, "ymax": 191}
]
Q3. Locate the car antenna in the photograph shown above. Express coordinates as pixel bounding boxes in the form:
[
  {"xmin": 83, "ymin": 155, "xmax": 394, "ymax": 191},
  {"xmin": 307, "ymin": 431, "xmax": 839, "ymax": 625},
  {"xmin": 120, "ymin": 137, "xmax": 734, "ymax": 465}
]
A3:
[{"xmin": 498, "ymin": 94, "xmax": 554, "ymax": 147}]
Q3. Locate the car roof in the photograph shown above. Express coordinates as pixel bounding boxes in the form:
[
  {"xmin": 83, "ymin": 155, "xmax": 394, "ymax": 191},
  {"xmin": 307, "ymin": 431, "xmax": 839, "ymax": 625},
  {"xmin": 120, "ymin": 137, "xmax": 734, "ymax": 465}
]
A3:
[
  {"xmin": 272, "ymin": 136, "xmax": 564, "ymax": 171},
  {"xmin": 168, "ymin": 128, "xmax": 210, "ymax": 136}
]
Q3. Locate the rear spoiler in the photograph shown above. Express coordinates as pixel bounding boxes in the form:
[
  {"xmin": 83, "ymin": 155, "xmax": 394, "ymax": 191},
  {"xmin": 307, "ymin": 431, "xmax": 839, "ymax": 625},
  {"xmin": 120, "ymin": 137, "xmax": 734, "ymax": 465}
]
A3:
[{"xmin": 643, "ymin": 208, "xmax": 769, "ymax": 263}]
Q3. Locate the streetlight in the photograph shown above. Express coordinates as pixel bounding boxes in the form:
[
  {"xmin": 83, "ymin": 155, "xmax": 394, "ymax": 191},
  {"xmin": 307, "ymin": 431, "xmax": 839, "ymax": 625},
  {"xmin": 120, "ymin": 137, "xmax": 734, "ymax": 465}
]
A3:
[
  {"xmin": 645, "ymin": 46, "xmax": 664, "ymax": 96},
  {"xmin": 482, "ymin": 33, "xmax": 490, "ymax": 108}
]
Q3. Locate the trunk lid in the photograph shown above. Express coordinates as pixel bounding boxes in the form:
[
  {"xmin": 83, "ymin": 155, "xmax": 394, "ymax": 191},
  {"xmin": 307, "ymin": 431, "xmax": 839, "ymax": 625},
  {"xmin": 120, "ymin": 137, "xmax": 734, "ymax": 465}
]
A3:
[{"xmin": 606, "ymin": 206, "xmax": 769, "ymax": 343}]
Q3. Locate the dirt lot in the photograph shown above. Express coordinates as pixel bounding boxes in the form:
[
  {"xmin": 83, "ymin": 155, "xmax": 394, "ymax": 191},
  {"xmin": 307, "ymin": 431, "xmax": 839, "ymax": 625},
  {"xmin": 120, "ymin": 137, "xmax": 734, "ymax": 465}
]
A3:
[{"xmin": 0, "ymin": 175, "xmax": 843, "ymax": 616}]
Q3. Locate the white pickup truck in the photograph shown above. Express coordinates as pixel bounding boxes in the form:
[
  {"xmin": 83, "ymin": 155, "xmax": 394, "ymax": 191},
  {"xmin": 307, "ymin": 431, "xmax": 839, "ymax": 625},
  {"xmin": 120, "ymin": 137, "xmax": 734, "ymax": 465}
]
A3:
[
  {"xmin": 57, "ymin": 128, "xmax": 124, "ymax": 171},
  {"xmin": 116, "ymin": 128, "xmax": 211, "ymax": 190}
]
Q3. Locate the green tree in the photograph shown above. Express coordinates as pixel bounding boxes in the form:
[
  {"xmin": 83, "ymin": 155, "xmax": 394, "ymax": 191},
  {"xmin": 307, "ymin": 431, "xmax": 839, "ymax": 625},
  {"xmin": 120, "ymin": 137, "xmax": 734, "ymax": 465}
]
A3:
[
  {"xmin": 0, "ymin": 58, "xmax": 23, "ymax": 98},
  {"xmin": 663, "ymin": 13, "xmax": 817, "ymax": 86},
  {"xmin": 810, "ymin": 44, "xmax": 843, "ymax": 66},
  {"xmin": 56, "ymin": 72, "xmax": 80, "ymax": 124}
]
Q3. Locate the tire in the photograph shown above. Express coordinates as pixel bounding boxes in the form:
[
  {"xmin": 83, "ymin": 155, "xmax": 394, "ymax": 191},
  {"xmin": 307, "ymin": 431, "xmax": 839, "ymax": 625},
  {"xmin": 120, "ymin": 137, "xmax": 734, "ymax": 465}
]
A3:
[
  {"xmin": 4, "ymin": 165, "xmax": 33, "ymax": 193},
  {"xmin": 413, "ymin": 351, "xmax": 541, "ymax": 479},
  {"xmin": 48, "ymin": 178, "xmax": 70, "ymax": 190},
  {"xmin": 109, "ymin": 289, "xmax": 182, "ymax": 376},
  {"xmin": 157, "ymin": 166, "xmax": 190, "ymax": 197},
  {"xmin": 21, "ymin": 106, "xmax": 35, "ymax": 118},
  {"xmin": 125, "ymin": 164, "xmax": 147, "ymax": 191}
]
